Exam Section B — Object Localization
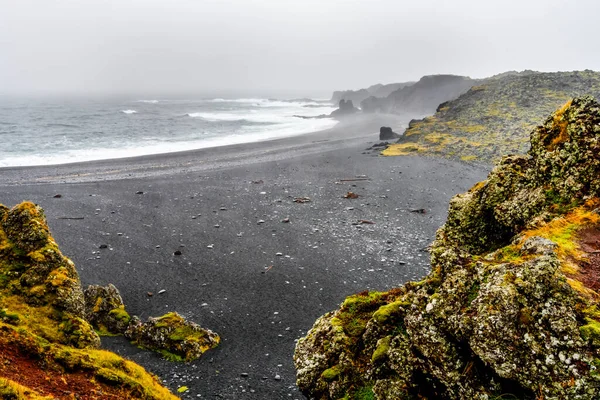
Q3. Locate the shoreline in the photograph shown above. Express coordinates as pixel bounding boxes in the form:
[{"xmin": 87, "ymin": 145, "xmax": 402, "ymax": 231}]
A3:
[{"xmin": 0, "ymin": 114, "xmax": 489, "ymax": 399}]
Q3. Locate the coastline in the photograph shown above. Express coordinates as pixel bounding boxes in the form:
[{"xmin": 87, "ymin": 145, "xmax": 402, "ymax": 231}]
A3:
[{"xmin": 0, "ymin": 114, "xmax": 489, "ymax": 399}]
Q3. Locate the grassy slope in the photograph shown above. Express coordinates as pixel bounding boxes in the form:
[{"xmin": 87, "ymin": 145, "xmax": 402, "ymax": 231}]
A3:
[{"xmin": 383, "ymin": 70, "xmax": 600, "ymax": 162}]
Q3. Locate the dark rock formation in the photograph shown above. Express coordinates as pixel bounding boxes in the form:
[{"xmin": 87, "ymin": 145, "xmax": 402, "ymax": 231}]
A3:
[
  {"xmin": 125, "ymin": 312, "xmax": 220, "ymax": 362},
  {"xmin": 331, "ymin": 82, "xmax": 414, "ymax": 105},
  {"xmin": 379, "ymin": 126, "xmax": 400, "ymax": 140},
  {"xmin": 330, "ymin": 99, "xmax": 359, "ymax": 118},
  {"xmin": 84, "ymin": 283, "xmax": 131, "ymax": 334},
  {"xmin": 294, "ymin": 97, "xmax": 600, "ymax": 399},
  {"xmin": 361, "ymin": 74, "xmax": 476, "ymax": 116}
]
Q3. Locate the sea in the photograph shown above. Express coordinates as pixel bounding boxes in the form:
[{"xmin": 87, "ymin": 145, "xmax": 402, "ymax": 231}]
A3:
[{"xmin": 0, "ymin": 97, "xmax": 337, "ymax": 167}]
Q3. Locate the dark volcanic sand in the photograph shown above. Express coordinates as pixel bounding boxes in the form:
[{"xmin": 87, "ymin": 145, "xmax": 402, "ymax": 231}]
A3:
[{"xmin": 0, "ymin": 115, "xmax": 489, "ymax": 399}]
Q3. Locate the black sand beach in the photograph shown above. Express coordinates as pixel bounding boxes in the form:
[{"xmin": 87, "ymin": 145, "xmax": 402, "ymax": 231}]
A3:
[{"xmin": 0, "ymin": 115, "xmax": 489, "ymax": 399}]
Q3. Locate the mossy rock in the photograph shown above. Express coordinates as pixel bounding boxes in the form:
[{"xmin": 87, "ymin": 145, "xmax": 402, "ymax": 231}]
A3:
[
  {"xmin": 295, "ymin": 98, "xmax": 600, "ymax": 399},
  {"xmin": 125, "ymin": 312, "xmax": 220, "ymax": 362}
]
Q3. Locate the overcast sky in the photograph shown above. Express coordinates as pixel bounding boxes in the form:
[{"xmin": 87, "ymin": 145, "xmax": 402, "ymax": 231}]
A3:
[{"xmin": 1, "ymin": 0, "xmax": 599, "ymax": 97}]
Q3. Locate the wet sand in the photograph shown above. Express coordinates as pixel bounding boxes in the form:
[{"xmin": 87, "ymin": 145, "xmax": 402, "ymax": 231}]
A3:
[{"xmin": 0, "ymin": 114, "xmax": 489, "ymax": 399}]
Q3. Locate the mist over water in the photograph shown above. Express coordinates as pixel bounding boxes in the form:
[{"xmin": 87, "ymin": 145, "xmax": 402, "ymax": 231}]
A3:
[{"xmin": 0, "ymin": 97, "xmax": 337, "ymax": 167}]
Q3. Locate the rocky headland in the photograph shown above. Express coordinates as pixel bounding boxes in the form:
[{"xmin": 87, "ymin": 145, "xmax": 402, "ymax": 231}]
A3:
[
  {"xmin": 383, "ymin": 70, "xmax": 600, "ymax": 162},
  {"xmin": 294, "ymin": 97, "xmax": 600, "ymax": 399}
]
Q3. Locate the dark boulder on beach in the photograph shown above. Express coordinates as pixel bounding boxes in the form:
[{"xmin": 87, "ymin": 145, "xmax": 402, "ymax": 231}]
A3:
[{"xmin": 379, "ymin": 126, "xmax": 401, "ymax": 140}]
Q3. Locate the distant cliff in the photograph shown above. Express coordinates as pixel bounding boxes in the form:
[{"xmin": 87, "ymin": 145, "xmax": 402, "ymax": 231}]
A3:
[
  {"xmin": 295, "ymin": 97, "xmax": 600, "ymax": 399},
  {"xmin": 331, "ymin": 82, "xmax": 414, "ymax": 105},
  {"xmin": 361, "ymin": 74, "xmax": 476, "ymax": 115},
  {"xmin": 383, "ymin": 70, "xmax": 600, "ymax": 162}
]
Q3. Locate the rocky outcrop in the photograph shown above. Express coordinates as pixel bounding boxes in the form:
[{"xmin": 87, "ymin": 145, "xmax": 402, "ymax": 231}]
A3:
[
  {"xmin": 0, "ymin": 201, "xmax": 178, "ymax": 398},
  {"xmin": 125, "ymin": 312, "xmax": 220, "ymax": 362},
  {"xmin": 84, "ymin": 283, "xmax": 131, "ymax": 334},
  {"xmin": 362, "ymin": 74, "xmax": 476, "ymax": 116},
  {"xmin": 0, "ymin": 202, "xmax": 99, "ymax": 348},
  {"xmin": 84, "ymin": 283, "xmax": 219, "ymax": 362},
  {"xmin": 330, "ymin": 99, "xmax": 359, "ymax": 118},
  {"xmin": 379, "ymin": 127, "xmax": 400, "ymax": 140},
  {"xmin": 294, "ymin": 97, "xmax": 600, "ymax": 399},
  {"xmin": 383, "ymin": 70, "xmax": 600, "ymax": 162},
  {"xmin": 331, "ymin": 82, "xmax": 414, "ymax": 105}
]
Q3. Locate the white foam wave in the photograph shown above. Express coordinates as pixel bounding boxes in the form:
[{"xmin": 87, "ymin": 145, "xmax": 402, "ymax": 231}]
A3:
[
  {"xmin": 0, "ymin": 118, "xmax": 339, "ymax": 167},
  {"xmin": 121, "ymin": 109, "xmax": 137, "ymax": 114},
  {"xmin": 206, "ymin": 98, "xmax": 329, "ymax": 108},
  {"xmin": 187, "ymin": 112, "xmax": 289, "ymax": 123},
  {"xmin": 137, "ymin": 100, "xmax": 159, "ymax": 104}
]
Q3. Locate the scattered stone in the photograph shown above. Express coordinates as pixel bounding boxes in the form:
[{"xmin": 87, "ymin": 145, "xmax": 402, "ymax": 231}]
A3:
[
  {"xmin": 282, "ymin": 218, "xmax": 290, "ymax": 223},
  {"xmin": 293, "ymin": 197, "xmax": 311, "ymax": 203},
  {"xmin": 158, "ymin": 289, "xmax": 166, "ymax": 294},
  {"xmin": 173, "ymin": 250, "xmax": 182, "ymax": 256},
  {"xmin": 274, "ymin": 374, "xmax": 281, "ymax": 381},
  {"xmin": 410, "ymin": 208, "xmax": 426, "ymax": 214},
  {"xmin": 99, "ymin": 244, "xmax": 108, "ymax": 249},
  {"xmin": 135, "ymin": 191, "xmax": 144, "ymax": 194},
  {"xmin": 257, "ymin": 220, "xmax": 266, "ymax": 224},
  {"xmin": 53, "ymin": 194, "xmax": 62, "ymax": 198},
  {"xmin": 343, "ymin": 192, "xmax": 359, "ymax": 199}
]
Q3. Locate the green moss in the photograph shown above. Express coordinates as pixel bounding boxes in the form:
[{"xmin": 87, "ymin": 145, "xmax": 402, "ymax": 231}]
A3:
[
  {"xmin": 580, "ymin": 318, "xmax": 600, "ymax": 346},
  {"xmin": 108, "ymin": 307, "xmax": 131, "ymax": 324},
  {"xmin": 371, "ymin": 336, "xmax": 391, "ymax": 363},
  {"xmin": 372, "ymin": 300, "xmax": 409, "ymax": 324},
  {"xmin": 466, "ymin": 282, "xmax": 480, "ymax": 305},
  {"xmin": 321, "ymin": 365, "xmax": 341, "ymax": 381},
  {"xmin": 354, "ymin": 386, "xmax": 375, "ymax": 400}
]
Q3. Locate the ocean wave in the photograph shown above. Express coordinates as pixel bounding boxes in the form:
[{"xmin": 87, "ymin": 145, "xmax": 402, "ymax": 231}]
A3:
[
  {"xmin": 121, "ymin": 110, "xmax": 137, "ymax": 114},
  {"xmin": 206, "ymin": 98, "xmax": 329, "ymax": 108},
  {"xmin": 137, "ymin": 100, "xmax": 159, "ymax": 104},
  {"xmin": 0, "ymin": 118, "xmax": 338, "ymax": 167},
  {"xmin": 187, "ymin": 112, "xmax": 286, "ymax": 124}
]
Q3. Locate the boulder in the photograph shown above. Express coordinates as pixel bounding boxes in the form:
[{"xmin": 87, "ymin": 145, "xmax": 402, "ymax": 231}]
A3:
[
  {"xmin": 84, "ymin": 284, "xmax": 131, "ymax": 334},
  {"xmin": 379, "ymin": 126, "xmax": 400, "ymax": 140},
  {"xmin": 125, "ymin": 312, "xmax": 220, "ymax": 362}
]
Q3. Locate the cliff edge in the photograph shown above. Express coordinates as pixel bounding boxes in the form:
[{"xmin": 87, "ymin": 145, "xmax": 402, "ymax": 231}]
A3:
[{"xmin": 294, "ymin": 97, "xmax": 600, "ymax": 399}]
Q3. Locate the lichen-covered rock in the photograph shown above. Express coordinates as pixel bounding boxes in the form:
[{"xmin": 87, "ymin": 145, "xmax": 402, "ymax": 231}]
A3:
[
  {"xmin": 295, "ymin": 98, "xmax": 600, "ymax": 399},
  {"xmin": 84, "ymin": 283, "xmax": 131, "ymax": 334},
  {"xmin": 0, "ymin": 201, "xmax": 99, "ymax": 348},
  {"xmin": 0, "ymin": 202, "xmax": 178, "ymax": 399},
  {"xmin": 125, "ymin": 312, "xmax": 220, "ymax": 362}
]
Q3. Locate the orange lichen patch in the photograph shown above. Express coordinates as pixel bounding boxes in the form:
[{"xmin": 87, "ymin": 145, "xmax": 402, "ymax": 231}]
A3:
[
  {"xmin": 547, "ymin": 99, "xmax": 572, "ymax": 151},
  {"xmin": 518, "ymin": 203, "xmax": 600, "ymax": 294}
]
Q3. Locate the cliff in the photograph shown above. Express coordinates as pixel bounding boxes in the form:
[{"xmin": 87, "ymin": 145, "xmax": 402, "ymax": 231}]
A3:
[
  {"xmin": 0, "ymin": 202, "xmax": 217, "ymax": 398},
  {"xmin": 331, "ymin": 82, "xmax": 414, "ymax": 105},
  {"xmin": 382, "ymin": 70, "xmax": 600, "ymax": 162},
  {"xmin": 294, "ymin": 97, "xmax": 600, "ymax": 399},
  {"xmin": 361, "ymin": 74, "xmax": 476, "ymax": 116}
]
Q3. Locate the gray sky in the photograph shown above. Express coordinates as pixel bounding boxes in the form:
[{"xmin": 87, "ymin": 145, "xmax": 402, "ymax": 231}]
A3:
[{"xmin": 1, "ymin": 0, "xmax": 599, "ymax": 97}]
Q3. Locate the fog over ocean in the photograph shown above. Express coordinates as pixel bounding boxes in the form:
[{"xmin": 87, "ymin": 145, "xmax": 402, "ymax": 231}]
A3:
[{"xmin": 0, "ymin": 97, "xmax": 337, "ymax": 167}]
